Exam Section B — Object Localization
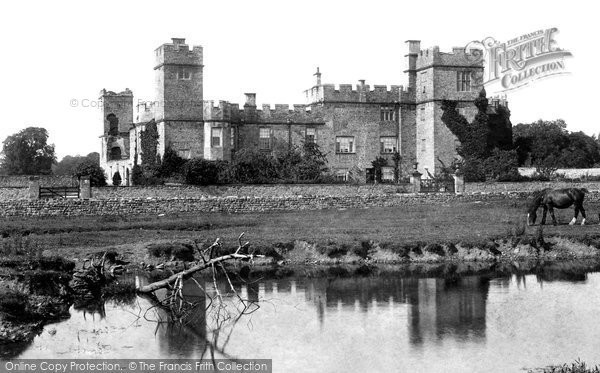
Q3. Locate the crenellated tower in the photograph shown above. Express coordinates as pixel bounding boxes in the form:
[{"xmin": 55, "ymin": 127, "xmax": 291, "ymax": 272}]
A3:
[{"xmin": 153, "ymin": 38, "xmax": 204, "ymax": 158}]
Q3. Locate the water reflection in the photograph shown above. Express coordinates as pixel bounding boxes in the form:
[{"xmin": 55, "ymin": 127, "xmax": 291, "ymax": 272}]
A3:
[
  {"xmin": 9, "ymin": 260, "xmax": 600, "ymax": 372},
  {"xmin": 299, "ymin": 275, "xmax": 489, "ymax": 346}
]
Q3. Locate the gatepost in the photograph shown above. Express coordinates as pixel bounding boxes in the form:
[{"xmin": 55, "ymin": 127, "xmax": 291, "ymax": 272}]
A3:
[
  {"xmin": 79, "ymin": 175, "xmax": 91, "ymax": 199},
  {"xmin": 410, "ymin": 170, "xmax": 422, "ymax": 193},
  {"xmin": 453, "ymin": 174, "xmax": 465, "ymax": 194},
  {"xmin": 28, "ymin": 176, "xmax": 40, "ymax": 200}
]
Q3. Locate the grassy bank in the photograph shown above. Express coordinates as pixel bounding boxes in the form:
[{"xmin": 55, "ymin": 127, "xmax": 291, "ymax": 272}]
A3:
[{"xmin": 0, "ymin": 197, "xmax": 599, "ymax": 267}]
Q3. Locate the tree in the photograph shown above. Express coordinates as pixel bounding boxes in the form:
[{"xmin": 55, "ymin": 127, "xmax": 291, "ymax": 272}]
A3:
[
  {"xmin": 54, "ymin": 152, "xmax": 100, "ymax": 175},
  {"xmin": 1, "ymin": 127, "xmax": 56, "ymax": 175},
  {"xmin": 74, "ymin": 160, "xmax": 106, "ymax": 187},
  {"xmin": 112, "ymin": 171, "xmax": 122, "ymax": 186},
  {"xmin": 513, "ymin": 120, "xmax": 600, "ymax": 169}
]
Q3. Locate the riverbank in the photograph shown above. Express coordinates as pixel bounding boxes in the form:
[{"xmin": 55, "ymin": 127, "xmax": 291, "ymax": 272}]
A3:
[{"xmin": 2, "ymin": 198, "xmax": 600, "ymax": 353}]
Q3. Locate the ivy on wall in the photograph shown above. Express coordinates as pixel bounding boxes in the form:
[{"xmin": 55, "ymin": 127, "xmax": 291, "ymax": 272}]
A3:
[{"xmin": 140, "ymin": 120, "xmax": 159, "ymax": 166}]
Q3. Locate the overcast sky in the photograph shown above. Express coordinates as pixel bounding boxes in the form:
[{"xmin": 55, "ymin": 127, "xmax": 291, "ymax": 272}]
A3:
[{"xmin": 0, "ymin": 0, "xmax": 596, "ymax": 160}]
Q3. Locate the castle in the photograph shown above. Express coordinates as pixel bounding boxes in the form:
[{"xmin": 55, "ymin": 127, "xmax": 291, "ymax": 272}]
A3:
[{"xmin": 100, "ymin": 38, "xmax": 509, "ymax": 185}]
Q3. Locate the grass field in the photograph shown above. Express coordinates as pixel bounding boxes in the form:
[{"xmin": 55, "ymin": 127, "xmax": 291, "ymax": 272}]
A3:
[{"xmin": 1, "ymin": 198, "xmax": 600, "ymax": 260}]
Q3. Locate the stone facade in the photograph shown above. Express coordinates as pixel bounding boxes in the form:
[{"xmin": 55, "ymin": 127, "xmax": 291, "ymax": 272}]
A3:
[{"xmin": 100, "ymin": 38, "xmax": 510, "ymax": 184}]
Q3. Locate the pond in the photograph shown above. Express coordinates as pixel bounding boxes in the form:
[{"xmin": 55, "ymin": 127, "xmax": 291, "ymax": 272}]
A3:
[{"xmin": 6, "ymin": 263, "xmax": 600, "ymax": 372}]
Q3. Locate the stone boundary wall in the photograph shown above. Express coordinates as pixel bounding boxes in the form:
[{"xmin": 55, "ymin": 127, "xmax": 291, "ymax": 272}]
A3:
[
  {"xmin": 465, "ymin": 181, "xmax": 600, "ymax": 193},
  {"xmin": 0, "ymin": 191, "xmax": 599, "ymax": 218},
  {"xmin": 90, "ymin": 183, "xmax": 412, "ymax": 200},
  {"xmin": 0, "ymin": 175, "xmax": 78, "ymax": 188}
]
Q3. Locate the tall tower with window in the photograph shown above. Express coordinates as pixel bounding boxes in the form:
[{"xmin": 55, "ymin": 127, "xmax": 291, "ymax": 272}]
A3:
[
  {"xmin": 99, "ymin": 89, "xmax": 133, "ymax": 185},
  {"xmin": 409, "ymin": 44, "xmax": 483, "ymax": 175},
  {"xmin": 153, "ymin": 38, "xmax": 204, "ymax": 159}
]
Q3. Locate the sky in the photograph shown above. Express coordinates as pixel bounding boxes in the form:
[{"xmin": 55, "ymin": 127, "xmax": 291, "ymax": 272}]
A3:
[{"xmin": 0, "ymin": 0, "xmax": 596, "ymax": 160}]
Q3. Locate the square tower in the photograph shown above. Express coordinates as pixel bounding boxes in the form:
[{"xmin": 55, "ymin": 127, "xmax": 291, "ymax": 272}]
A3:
[
  {"xmin": 154, "ymin": 38, "xmax": 203, "ymax": 122},
  {"xmin": 153, "ymin": 38, "xmax": 204, "ymax": 159},
  {"xmin": 411, "ymin": 45, "xmax": 483, "ymax": 175}
]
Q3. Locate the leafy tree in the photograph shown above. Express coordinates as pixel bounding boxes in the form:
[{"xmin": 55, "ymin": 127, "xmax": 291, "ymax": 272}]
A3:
[
  {"xmin": 74, "ymin": 160, "xmax": 106, "ymax": 187},
  {"xmin": 112, "ymin": 171, "xmax": 122, "ymax": 186},
  {"xmin": 230, "ymin": 148, "xmax": 278, "ymax": 183},
  {"xmin": 131, "ymin": 164, "xmax": 144, "ymax": 186},
  {"xmin": 298, "ymin": 142, "xmax": 328, "ymax": 182},
  {"xmin": 513, "ymin": 120, "xmax": 600, "ymax": 169},
  {"xmin": 54, "ymin": 152, "xmax": 100, "ymax": 175},
  {"xmin": 1, "ymin": 127, "xmax": 56, "ymax": 175}
]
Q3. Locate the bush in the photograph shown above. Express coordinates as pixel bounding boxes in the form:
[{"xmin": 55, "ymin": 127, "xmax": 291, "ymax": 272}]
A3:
[
  {"xmin": 112, "ymin": 171, "xmax": 122, "ymax": 186},
  {"xmin": 159, "ymin": 147, "xmax": 187, "ymax": 178},
  {"xmin": 74, "ymin": 160, "xmax": 106, "ymax": 187},
  {"xmin": 146, "ymin": 242, "xmax": 195, "ymax": 261},
  {"xmin": 183, "ymin": 158, "xmax": 222, "ymax": 185},
  {"xmin": 0, "ymin": 290, "xmax": 28, "ymax": 320}
]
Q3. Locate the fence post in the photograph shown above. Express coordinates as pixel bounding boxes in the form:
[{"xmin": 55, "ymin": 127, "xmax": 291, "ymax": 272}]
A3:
[
  {"xmin": 28, "ymin": 176, "xmax": 40, "ymax": 200},
  {"xmin": 453, "ymin": 173, "xmax": 465, "ymax": 194},
  {"xmin": 410, "ymin": 171, "xmax": 422, "ymax": 193},
  {"xmin": 79, "ymin": 175, "xmax": 91, "ymax": 199}
]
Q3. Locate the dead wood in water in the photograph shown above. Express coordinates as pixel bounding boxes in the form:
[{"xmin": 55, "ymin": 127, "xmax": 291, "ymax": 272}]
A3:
[{"xmin": 137, "ymin": 233, "xmax": 262, "ymax": 294}]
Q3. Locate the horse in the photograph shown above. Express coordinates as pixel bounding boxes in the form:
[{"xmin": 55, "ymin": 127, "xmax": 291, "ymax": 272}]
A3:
[{"xmin": 527, "ymin": 188, "xmax": 588, "ymax": 226}]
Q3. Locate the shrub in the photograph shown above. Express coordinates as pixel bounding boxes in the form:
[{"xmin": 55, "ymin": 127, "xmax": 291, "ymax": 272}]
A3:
[
  {"xmin": 147, "ymin": 242, "xmax": 195, "ymax": 261},
  {"xmin": 424, "ymin": 243, "xmax": 445, "ymax": 256},
  {"xmin": 112, "ymin": 171, "xmax": 122, "ymax": 186},
  {"xmin": 74, "ymin": 160, "xmax": 107, "ymax": 187},
  {"xmin": 183, "ymin": 158, "xmax": 221, "ymax": 185},
  {"xmin": 0, "ymin": 290, "xmax": 28, "ymax": 320}
]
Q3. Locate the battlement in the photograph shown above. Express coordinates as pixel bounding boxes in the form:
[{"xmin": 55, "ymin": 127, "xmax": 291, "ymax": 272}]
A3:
[
  {"xmin": 416, "ymin": 45, "xmax": 483, "ymax": 69},
  {"xmin": 99, "ymin": 88, "xmax": 133, "ymax": 99},
  {"xmin": 304, "ymin": 81, "xmax": 406, "ymax": 104},
  {"xmin": 204, "ymin": 99, "xmax": 322, "ymax": 124},
  {"xmin": 154, "ymin": 38, "xmax": 203, "ymax": 69}
]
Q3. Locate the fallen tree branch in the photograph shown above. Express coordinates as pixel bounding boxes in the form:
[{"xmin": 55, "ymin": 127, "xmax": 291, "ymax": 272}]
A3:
[{"xmin": 137, "ymin": 252, "xmax": 262, "ymax": 294}]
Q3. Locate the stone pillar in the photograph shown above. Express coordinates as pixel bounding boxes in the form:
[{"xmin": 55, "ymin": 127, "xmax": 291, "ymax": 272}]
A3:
[
  {"xmin": 453, "ymin": 174, "xmax": 465, "ymax": 194},
  {"xmin": 28, "ymin": 176, "xmax": 40, "ymax": 200},
  {"xmin": 79, "ymin": 176, "xmax": 91, "ymax": 199},
  {"xmin": 410, "ymin": 171, "xmax": 422, "ymax": 193}
]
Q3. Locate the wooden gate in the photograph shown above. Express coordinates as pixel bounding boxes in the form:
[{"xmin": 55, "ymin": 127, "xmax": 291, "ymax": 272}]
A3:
[
  {"xmin": 39, "ymin": 186, "xmax": 80, "ymax": 199},
  {"xmin": 420, "ymin": 178, "xmax": 455, "ymax": 193}
]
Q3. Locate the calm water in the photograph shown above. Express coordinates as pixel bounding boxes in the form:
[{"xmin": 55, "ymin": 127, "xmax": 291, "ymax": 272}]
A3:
[{"xmin": 7, "ymin": 265, "xmax": 600, "ymax": 372}]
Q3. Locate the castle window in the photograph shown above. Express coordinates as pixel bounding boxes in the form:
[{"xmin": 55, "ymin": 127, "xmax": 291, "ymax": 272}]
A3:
[
  {"xmin": 306, "ymin": 128, "xmax": 316, "ymax": 144},
  {"xmin": 109, "ymin": 146, "xmax": 122, "ymax": 160},
  {"xmin": 382, "ymin": 167, "xmax": 394, "ymax": 181},
  {"xmin": 380, "ymin": 137, "xmax": 398, "ymax": 153},
  {"xmin": 259, "ymin": 127, "xmax": 271, "ymax": 150},
  {"xmin": 380, "ymin": 106, "xmax": 396, "ymax": 121},
  {"xmin": 336, "ymin": 136, "xmax": 354, "ymax": 153},
  {"xmin": 211, "ymin": 127, "xmax": 223, "ymax": 147},
  {"xmin": 177, "ymin": 68, "xmax": 192, "ymax": 80},
  {"xmin": 457, "ymin": 71, "xmax": 471, "ymax": 92},
  {"xmin": 231, "ymin": 127, "xmax": 236, "ymax": 147}
]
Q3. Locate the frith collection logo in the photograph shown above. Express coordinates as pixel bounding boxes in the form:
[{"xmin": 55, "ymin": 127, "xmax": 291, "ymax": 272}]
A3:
[{"xmin": 466, "ymin": 27, "xmax": 572, "ymax": 92}]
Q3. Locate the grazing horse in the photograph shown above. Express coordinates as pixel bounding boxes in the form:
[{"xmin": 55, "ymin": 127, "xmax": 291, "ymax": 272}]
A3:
[{"xmin": 527, "ymin": 188, "xmax": 588, "ymax": 226}]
